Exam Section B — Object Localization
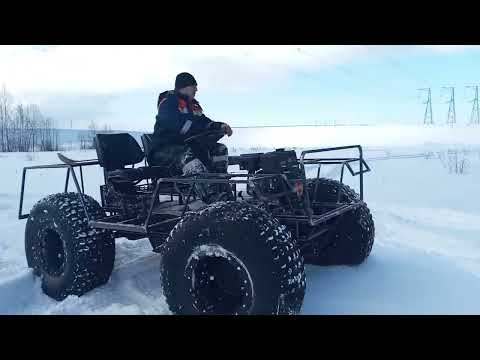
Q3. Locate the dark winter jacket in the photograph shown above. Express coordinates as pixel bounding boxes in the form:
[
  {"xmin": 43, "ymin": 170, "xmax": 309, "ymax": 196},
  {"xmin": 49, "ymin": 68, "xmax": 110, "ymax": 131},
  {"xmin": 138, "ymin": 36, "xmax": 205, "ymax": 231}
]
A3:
[{"xmin": 151, "ymin": 90, "xmax": 217, "ymax": 154}]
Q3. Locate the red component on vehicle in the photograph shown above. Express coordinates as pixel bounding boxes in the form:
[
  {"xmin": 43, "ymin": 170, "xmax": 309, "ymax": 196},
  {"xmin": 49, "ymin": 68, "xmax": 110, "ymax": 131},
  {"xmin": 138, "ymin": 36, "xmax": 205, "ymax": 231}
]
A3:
[{"xmin": 294, "ymin": 180, "xmax": 304, "ymax": 197}]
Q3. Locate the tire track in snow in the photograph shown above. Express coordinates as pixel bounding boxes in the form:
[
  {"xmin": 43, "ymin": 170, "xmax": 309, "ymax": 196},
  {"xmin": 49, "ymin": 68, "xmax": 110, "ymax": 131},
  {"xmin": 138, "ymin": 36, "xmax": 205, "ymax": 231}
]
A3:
[
  {"xmin": 371, "ymin": 204, "xmax": 480, "ymax": 269},
  {"xmin": 0, "ymin": 238, "xmax": 171, "ymax": 314},
  {"xmin": 302, "ymin": 243, "xmax": 480, "ymax": 314}
]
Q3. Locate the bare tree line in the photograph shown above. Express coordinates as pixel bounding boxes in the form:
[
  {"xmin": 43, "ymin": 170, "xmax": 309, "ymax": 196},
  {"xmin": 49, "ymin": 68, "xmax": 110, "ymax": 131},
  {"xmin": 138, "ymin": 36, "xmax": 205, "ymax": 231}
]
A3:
[{"xmin": 0, "ymin": 85, "xmax": 59, "ymax": 152}]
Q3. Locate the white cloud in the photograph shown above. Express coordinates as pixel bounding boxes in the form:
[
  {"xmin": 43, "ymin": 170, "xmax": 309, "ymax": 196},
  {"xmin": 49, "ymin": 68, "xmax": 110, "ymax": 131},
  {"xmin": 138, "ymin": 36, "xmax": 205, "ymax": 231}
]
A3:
[
  {"xmin": 182, "ymin": 45, "xmax": 370, "ymax": 91},
  {"xmin": 0, "ymin": 45, "xmax": 178, "ymax": 94},
  {"xmin": 418, "ymin": 45, "xmax": 480, "ymax": 54},
  {"xmin": 0, "ymin": 45, "xmax": 370, "ymax": 96},
  {"xmin": 2, "ymin": 45, "xmax": 478, "ymax": 98}
]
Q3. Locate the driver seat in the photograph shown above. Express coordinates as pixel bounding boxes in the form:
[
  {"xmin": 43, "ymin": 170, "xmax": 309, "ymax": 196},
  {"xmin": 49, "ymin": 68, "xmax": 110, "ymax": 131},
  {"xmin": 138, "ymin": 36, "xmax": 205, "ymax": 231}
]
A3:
[{"xmin": 94, "ymin": 133, "xmax": 167, "ymax": 184}]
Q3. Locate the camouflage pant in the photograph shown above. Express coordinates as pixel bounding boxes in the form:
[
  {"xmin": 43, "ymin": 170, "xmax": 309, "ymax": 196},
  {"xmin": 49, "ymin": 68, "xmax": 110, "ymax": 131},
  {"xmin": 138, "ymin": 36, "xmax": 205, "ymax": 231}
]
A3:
[{"xmin": 151, "ymin": 143, "xmax": 230, "ymax": 202}]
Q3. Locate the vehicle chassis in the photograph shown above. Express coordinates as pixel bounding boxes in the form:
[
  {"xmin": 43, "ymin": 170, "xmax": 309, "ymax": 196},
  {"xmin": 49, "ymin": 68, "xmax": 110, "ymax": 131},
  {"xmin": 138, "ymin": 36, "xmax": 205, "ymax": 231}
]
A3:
[{"xmin": 19, "ymin": 145, "xmax": 370, "ymax": 254}]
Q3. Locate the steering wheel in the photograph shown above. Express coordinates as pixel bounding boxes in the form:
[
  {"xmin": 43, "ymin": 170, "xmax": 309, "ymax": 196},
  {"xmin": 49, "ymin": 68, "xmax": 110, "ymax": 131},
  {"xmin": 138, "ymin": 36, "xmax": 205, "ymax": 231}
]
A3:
[{"xmin": 184, "ymin": 129, "xmax": 226, "ymax": 145}]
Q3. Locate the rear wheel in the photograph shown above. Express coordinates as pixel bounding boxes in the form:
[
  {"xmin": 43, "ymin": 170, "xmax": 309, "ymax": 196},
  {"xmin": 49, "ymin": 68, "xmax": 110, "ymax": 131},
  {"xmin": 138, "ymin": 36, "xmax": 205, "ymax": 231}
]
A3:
[
  {"xmin": 25, "ymin": 193, "xmax": 115, "ymax": 300},
  {"xmin": 160, "ymin": 201, "xmax": 306, "ymax": 315},
  {"xmin": 302, "ymin": 178, "xmax": 375, "ymax": 266}
]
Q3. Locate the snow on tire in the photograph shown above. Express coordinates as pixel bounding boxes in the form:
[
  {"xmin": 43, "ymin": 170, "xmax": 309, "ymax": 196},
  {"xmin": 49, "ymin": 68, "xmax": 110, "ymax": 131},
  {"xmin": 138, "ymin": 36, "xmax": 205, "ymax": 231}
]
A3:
[
  {"xmin": 160, "ymin": 201, "xmax": 306, "ymax": 315},
  {"xmin": 25, "ymin": 192, "xmax": 115, "ymax": 301}
]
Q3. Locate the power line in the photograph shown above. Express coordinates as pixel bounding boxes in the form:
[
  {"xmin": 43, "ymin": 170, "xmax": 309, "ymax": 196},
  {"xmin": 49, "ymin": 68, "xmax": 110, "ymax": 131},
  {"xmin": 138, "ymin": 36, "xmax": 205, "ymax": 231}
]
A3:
[
  {"xmin": 466, "ymin": 85, "xmax": 480, "ymax": 125},
  {"xmin": 442, "ymin": 86, "xmax": 456, "ymax": 126},
  {"xmin": 418, "ymin": 88, "xmax": 433, "ymax": 124}
]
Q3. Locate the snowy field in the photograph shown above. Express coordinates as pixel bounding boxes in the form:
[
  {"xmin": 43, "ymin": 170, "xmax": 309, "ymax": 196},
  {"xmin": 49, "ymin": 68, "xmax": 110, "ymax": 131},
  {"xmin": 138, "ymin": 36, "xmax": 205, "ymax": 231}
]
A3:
[{"xmin": 1, "ymin": 125, "xmax": 480, "ymax": 315}]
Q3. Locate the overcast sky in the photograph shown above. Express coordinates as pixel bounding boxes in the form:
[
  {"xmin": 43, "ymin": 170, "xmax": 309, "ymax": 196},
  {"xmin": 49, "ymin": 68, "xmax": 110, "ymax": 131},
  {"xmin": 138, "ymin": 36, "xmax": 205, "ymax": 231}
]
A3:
[{"xmin": 1, "ymin": 45, "xmax": 479, "ymax": 131}]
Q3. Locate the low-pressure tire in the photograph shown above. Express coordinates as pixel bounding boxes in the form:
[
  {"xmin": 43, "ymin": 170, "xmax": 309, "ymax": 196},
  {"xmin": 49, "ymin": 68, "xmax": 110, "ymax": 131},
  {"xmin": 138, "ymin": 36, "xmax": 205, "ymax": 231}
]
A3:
[
  {"xmin": 303, "ymin": 178, "xmax": 375, "ymax": 266},
  {"xmin": 25, "ymin": 192, "xmax": 115, "ymax": 301},
  {"xmin": 160, "ymin": 201, "xmax": 306, "ymax": 315}
]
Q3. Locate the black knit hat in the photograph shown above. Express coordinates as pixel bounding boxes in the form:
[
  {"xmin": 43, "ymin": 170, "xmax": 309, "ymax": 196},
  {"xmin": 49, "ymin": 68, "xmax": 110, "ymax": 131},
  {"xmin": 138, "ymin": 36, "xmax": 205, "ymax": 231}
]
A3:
[{"xmin": 175, "ymin": 72, "xmax": 197, "ymax": 90}]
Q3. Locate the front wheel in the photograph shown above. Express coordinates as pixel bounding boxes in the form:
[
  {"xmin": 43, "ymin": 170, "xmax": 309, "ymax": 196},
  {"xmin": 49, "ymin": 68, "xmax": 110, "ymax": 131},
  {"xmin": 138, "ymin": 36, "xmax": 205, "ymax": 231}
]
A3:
[{"xmin": 160, "ymin": 201, "xmax": 306, "ymax": 315}]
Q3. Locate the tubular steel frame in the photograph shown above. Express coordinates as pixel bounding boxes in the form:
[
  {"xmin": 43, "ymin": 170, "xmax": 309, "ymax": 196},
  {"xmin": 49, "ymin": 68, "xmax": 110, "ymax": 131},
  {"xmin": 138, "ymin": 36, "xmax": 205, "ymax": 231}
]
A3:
[{"xmin": 19, "ymin": 146, "xmax": 370, "ymax": 247}]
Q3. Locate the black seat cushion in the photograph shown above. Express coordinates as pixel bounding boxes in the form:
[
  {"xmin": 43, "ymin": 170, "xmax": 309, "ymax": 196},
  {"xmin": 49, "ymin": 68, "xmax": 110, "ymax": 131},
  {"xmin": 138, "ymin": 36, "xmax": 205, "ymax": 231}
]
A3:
[
  {"xmin": 107, "ymin": 166, "xmax": 170, "ymax": 183},
  {"xmin": 108, "ymin": 168, "xmax": 146, "ymax": 183}
]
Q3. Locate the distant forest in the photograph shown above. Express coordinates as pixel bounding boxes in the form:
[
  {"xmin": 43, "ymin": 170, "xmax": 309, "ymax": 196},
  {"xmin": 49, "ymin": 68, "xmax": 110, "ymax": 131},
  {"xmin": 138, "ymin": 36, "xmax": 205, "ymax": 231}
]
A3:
[
  {"xmin": 0, "ymin": 85, "xmax": 113, "ymax": 152},
  {"xmin": 0, "ymin": 85, "xmax": 61, "ymax": 152}
]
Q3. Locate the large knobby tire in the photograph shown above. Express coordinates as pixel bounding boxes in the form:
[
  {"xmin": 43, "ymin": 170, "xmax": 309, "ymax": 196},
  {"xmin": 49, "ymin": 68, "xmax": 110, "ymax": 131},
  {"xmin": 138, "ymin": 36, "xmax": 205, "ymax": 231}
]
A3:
[
  {"xmin": 25, "ymin": 192, "xmax": 115, "ymax": 301},
  {"xmin": 160, "ymin": 201, "xmax": 306, "ymax": 315},
  {"xmin": 304, "ymin": 178, "xmax": 375, "ymax": 266}
]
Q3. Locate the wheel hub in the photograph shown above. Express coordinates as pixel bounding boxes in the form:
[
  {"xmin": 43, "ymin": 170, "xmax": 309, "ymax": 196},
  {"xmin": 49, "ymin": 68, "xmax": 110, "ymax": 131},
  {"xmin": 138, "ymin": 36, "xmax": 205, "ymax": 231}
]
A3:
[{"xmin": 185, "ymin": 245, "xmax": 254, "ymax": 315}]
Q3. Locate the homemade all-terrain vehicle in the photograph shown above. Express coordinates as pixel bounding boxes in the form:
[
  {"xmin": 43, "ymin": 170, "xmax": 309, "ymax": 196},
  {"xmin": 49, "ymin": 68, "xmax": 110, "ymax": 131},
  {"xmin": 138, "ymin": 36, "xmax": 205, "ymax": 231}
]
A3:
[{"xmin": 18, "ymin": 129, "xmax": 374, "ymax": 315}]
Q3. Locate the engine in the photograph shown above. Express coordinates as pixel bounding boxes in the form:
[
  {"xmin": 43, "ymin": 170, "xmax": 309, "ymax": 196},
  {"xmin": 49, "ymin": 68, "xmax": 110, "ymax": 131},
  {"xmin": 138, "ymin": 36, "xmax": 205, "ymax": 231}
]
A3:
[
  {"xmin": 229, "ymin": 149, "xmax": 303, "ymax": 201},
  {"xmin": 230, "ymin": 148, "xmax": 302, "ymax": 178}
]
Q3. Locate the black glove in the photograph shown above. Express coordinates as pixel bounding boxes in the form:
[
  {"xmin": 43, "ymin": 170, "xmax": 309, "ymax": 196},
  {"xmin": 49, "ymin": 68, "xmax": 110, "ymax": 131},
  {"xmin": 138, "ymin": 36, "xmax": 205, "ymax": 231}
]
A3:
[{"xmin": 207, "ymin": 121, "xmax": 224, "ymax": 131}]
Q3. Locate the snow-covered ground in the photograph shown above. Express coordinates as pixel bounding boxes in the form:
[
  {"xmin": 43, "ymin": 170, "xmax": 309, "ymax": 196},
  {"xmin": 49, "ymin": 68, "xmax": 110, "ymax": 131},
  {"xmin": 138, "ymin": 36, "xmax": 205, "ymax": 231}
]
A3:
[{"xmin": 1, "ymin": 125, "xmax": 480, "ymax": 314}]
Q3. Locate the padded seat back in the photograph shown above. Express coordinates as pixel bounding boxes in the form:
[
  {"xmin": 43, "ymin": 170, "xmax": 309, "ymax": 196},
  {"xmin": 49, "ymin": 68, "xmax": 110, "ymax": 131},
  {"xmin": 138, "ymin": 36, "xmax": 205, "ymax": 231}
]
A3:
[{"xmin": 95, "ymin": 133, "xmax": 145, "ymax": 171}]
